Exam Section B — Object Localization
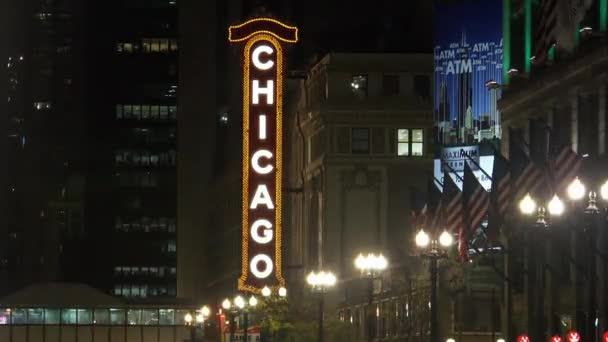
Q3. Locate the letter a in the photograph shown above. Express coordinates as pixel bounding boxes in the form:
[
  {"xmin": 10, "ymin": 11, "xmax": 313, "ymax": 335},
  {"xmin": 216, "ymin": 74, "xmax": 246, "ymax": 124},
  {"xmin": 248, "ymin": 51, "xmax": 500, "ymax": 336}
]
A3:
[{"xmin": 250, "ymin": 184, "xmax": 275, "ymax": 209}]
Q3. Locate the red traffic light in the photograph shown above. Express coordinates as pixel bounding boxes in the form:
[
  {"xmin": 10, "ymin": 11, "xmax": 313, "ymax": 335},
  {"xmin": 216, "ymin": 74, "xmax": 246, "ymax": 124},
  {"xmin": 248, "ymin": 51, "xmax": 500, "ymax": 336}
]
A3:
[
  {"xmin": 550, "ymin": 335, "xmax": 562, "ymax": 342},
  {"xmin": 518, "ymin": 334, "xmax": 530, "ymax": 342},
  {"xmin": 603, "ymin": 331, "xmax": 608, "ymax": 342},
  {"xmin": 566, "ymin": 331, "xmax": 580, "ymax": 342}
]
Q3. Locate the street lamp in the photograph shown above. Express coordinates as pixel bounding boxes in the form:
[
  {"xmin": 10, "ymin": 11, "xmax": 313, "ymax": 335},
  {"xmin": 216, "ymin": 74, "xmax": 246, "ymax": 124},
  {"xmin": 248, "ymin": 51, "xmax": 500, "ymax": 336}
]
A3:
[
  {"xmin": 354, "ymin": 253, "xmax": 388, "ymax": 342},
  {"xmin": 518, "ymin": 192, "xmax": 564, "ymax": 342},
  {"xmin": 222, "ymin": 295, "xmax": 257, "ymax": 342},
  {"xmin": 566, "ymin": 176, "xmax": 608, "ymax": 340},
  {"xmin": 307, "ymin": 270, "xmax": 337, "ymax": 342},
  {"xmin": 415, "ymin": 229, "xmax": 453, "ymax": 342},
  {"xmin": 184, "ymin": 306, "xmax": 211, "ymax": 342}
]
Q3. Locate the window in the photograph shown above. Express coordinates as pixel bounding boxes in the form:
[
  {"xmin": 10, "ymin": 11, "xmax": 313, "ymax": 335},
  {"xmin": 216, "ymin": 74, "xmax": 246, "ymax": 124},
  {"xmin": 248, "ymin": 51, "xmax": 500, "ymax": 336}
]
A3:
[
  {"xmin": 77, "ymin": 309, "xmax": 93, "ymax": 324},
  {"xmin": 350, "ymin": 75, "xmax": 367, "ymax": 97},
  {"xmin": 159, "ymin": 309, "xmax": 174, "ymax": 325},
  {"xmin": 382, "ymin": 75, "xmax": 400, "ymax": 96},
  {"xmin": 127, "ymin": 309, "xmax": 142, "ymax": 325},
  {"xmin": 142, "ymin": 309, "xmax": 158, "ymax": 325},
  {"xmin": 44, "ymin": 309, "xmax": 60, "ymax": 324},
  {"xmin": 397, "ymin": 128, "xmax": 424, "ymax": 156},
  {"xmin": 61, "ymin": 309, "xmax": 77, "ymax": 325},
  {"xmin": 94, "ymin": 309, "xmax": 110, "ymax": 324},
  {"xmin": 28, "ymin": 308, "xmax": 44, "ymax": 324},
  {"xmin": 110, "ymin": 309, "xmax": 125, "ymax": 325},
  {"xmin": 351, "ymin": 128, "xmax": 370, "ymax": 154},
  {"xmin": 397, "ymin": 129, "xmax": 409, "ymax": 156},
  {"xmin": 414, "ymin": 75, "xmax": 430, "ymax": 99}
]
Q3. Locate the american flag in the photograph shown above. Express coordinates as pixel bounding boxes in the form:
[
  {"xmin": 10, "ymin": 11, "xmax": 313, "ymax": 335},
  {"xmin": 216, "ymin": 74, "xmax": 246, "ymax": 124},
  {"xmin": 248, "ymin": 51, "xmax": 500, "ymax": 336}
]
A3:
[
  {"xmin": 510, "ymin": 135, "xmax": 545, "ymax": 203},
  {"xmin": 443, "ymin": 171, "xmax": 463, "ymax": 234},
  {"xmin": 532, "ymin": 0, "xmax": 559, "ymax": 64},
  {"xmin": 487, "ymin": 151, "xmax": 511, "ymax": 242},
  {"xmin": 462, "ymin": 163, "xmax": 489, "ymax": 259},
  {"xmin": 551, "ymin": 145, "xmax": 583, "ymax": 194},
  {"xmin": 442, "ymin": 171, "xmax": 464, "ymax": 259}
]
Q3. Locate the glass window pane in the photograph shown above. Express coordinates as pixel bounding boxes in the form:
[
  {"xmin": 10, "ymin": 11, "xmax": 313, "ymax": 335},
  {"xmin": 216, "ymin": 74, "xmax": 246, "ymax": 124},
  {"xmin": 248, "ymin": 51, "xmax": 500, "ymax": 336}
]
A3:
[
  {"xmin": 141, "ymin": 105, "xmax": 150, "ymax": 119},
  {"xmin": 0, "ymin": 309, "xmax": 10, "ymax": 324},
  {"xmin": 110, "ymin": 309, "xmax": 125, "ymax": 325},
  {"xmin": 150, "ymin": 105, "xmax": 159, "ymax": 119},
  {"xmin": 160, "ymin": 106, "xmax": 168, "ymax": 119},
  {"xmin": 11, "ymin": 309, "xmax": 26, "ymax": 324},
  {"xmin": 133, "ymin": 105, "xmax": 141, "ymax": 119},
  {"xmin": 142, "ymin": 39, "xmax": 150, "ymax": 53},
  {"xmin": 28, "ymin": 308, "xmax": 44, "ymax": 324},
  {"xmin": 159, "ymin": 309, "xmax": 174, "ymax": 325},
  {"xmin": 78, "ymin": 309, "xmax": 92, "ymax": 325},
  {"xmin": 398, "ymin": 143, "xmax": 409, "ymax": 156},
  {"xmin": 412, "ymin": 129, "xmax": 423, "ymax": 142},
  {"xmin": 44, "ymin": 309, "xmax": 60, "ymax": 324},
  {"xmin": 160, "ymin": 39, "xmax": 169, "ymax": 52},
  {"xmin": 151, "ymin": 39, "xmax": 160, "ymax": 52},
  {"xmin": 397, "ymin": 129, "xmax": 409, "ymax": 143},
  {"xmin": 94, "ymin": 309, "xmax": 110, "ymax": 325},
  {"xmin": 412, "ymin": 143, "xmax": 423, "ymax": 156},
  {"xmin": 61, "ymin": 309, "xmax": 77, "ymax": 325},
  {"xmin": 175, "ymin": 310, "xmax": 190, "ymax": 325},
  {"xmin": 116, "ymin": 105, "xmax": 123, "ymax": 119},
  {"xmin": 142, "ymin": 309, "xmax": 158, "ymax": 325},
  {"xmin": 127, "ymin": 309, "xmax": 141, "ymax": 325}
]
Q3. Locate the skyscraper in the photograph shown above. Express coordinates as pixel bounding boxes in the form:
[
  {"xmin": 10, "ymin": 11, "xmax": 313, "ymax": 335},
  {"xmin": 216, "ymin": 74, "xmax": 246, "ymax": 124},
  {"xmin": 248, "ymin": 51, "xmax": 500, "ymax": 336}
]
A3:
[{"xmin": 86, "ymin": 0, "xmax": 178, "ymax": 299}]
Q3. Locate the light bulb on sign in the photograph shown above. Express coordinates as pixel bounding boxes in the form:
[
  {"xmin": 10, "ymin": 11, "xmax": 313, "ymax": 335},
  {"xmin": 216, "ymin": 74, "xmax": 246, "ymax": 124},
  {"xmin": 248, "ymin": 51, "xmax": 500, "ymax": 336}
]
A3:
[{"xmin": 567, "ymin": 331, "xmax": 580, "ymax": 342}]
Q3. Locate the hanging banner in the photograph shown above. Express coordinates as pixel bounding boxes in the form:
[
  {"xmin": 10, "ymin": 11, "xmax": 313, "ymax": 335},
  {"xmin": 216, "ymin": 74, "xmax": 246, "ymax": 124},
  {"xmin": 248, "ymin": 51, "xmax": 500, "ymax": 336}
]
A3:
[{"xmin": 228, "ymin": 18, "xmax": 298, "ymax": 293}]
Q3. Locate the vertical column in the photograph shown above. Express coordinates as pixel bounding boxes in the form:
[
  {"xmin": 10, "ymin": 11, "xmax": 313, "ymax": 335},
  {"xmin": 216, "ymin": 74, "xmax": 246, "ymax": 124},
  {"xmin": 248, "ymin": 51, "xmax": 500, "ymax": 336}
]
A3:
[
  {"xmin": 503, "ymin": 0, "xmax": 512, "ymax": 85},
  {"xmin": 599, "ymin": 84, "xmax": 606, "ymax": 155},
  {"xmin": 571, "ymin": 95, "xmax": 579, "ymax": 153},
  {"xmin": 601, "ymin": 0, "xmax": 608, "ymax": 32},
  {"xmin": 524, "ymin": 0, "xmax": 532, "ymax": 73}
]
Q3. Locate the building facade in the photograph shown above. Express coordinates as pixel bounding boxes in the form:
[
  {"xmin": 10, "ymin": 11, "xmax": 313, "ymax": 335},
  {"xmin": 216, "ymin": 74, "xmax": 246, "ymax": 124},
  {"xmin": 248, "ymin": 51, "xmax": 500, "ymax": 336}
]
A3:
[
  {"xmin": 498, "ymin": 15, "xmax": 608, "ymax": 342},
  {"xmin": 283, "ymin": 52, "xmax": 440, "ymax": 340},
  {"xmin": 86, "ymin": 0, "xmax": 179, "ymax": 299}
]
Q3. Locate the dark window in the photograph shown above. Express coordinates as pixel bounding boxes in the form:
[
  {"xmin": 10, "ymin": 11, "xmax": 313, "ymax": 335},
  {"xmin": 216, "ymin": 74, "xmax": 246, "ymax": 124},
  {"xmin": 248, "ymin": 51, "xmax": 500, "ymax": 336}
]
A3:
[
  {"xmin": 382, "ymin": 75, "xmax": 400, "ymax": 96},
  {"xmin": 414, "ymin": 75, "xmax": 430, "ymax": 99},
  {"xmin": 351, "ymin": 128, "xmax": 370, "ymax": 154}
]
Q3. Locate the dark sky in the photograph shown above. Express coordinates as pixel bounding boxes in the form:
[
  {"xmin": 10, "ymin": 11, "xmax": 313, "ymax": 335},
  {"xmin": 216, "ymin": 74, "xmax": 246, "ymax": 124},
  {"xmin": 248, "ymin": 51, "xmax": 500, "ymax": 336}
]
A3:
[{"xmin": 244, "ymin": 0, "xmax": 434, "ymax": 67}]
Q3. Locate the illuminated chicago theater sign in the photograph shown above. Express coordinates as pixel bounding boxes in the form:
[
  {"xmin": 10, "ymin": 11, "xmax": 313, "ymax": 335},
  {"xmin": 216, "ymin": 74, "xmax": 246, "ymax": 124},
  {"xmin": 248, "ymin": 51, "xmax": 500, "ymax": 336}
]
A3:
[{"xmin": 228, "ymin": 18, "xmax": 298, "ymax": 293}]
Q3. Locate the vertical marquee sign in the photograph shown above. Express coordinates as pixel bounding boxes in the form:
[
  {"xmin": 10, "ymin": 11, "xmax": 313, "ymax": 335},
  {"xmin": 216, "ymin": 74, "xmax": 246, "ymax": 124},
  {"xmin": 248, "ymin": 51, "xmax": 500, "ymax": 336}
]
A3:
[{"xmin": 228, "ymin": 18, "xmax": 298, "ymax": 293}]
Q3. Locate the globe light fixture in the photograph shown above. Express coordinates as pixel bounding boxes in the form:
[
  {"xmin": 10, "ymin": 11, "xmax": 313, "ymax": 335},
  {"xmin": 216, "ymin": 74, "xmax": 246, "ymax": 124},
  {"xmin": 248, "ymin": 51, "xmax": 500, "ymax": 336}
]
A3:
[
  {"xmin": 446, "ymin": 338, "xmax": 456, "ymax": 342},
  {"xmin": 497, "ymin": 339, "xmax": 506, "ymax": 342},
  {"xmin": 415, "ymin": 230, "xmax": 430, "ymax": 248},
  {"xmin": 307, "ymin": 270, "xmax": 337, "ymax": 290},
  {"xmin": 195, "ymin": 313, "xmax": 204, "ymax": 323},
  {"xmin": 567, "ymin": 177, "xmax": 586, "ymax": 200},
  {"xmin": 234, "ymin": 295, "xmax": 245, "ymax": 309},
  {"xmin": 221, "ymin": 299, "xmax": 231, "ymax": 310},
  {"xmin": 278, "ymin": 287, "xmax": 287, "ymax": 297},
  {"xmin": 519, "ymin": 193, "xmax": 537, "ymax": 215},
  {"xmin": 439, "ymin": 231, "xmax": 454, "ymax": 247},
  {"xmin": 600, "ymin": 180, "xmax": 608, "ymax": 200},
  {"xmin": 249, "ymin": 295, "xmax": 258, "ymax": 307},
  {"xmin": 547, "ymin": 194, "xmax": 564, "ymax": 216},
  {"xmin": 261, "ymin": 286, "xmax": 271, "ymax": 297},
  {"xmin": 184, "ymin": 313, "xmax": 193, "ymax": 324},
  {"xmin": 200, "ymin": 306, "xmax": 210, "ymax": 317}
]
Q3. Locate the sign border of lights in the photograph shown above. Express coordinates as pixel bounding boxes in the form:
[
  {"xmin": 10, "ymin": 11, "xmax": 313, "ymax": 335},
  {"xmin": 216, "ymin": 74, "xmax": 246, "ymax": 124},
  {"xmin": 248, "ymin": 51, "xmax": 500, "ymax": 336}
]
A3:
[{"xmin": 229, "ymin": 18, "xmax": 298, "ymax": 294}]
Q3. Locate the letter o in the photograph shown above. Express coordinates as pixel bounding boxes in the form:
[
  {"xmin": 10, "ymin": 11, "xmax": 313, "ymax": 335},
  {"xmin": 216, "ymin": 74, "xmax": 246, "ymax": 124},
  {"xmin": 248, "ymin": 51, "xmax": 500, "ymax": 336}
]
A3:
[
  {"xmin": 251, "ymin": 150, "xmax": 273, "ymax": 175},
  {"xmin": 252, "ymin": 45, "xmax": 274, "ymax": 70},
  {"xmin": 250, "ymin": 254, "xmax": 273, "ymax": 279}
]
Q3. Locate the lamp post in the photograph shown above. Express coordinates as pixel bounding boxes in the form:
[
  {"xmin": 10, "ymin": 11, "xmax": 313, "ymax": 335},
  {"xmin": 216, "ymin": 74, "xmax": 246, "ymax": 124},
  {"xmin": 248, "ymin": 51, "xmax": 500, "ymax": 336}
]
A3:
[
  {"xmin": 184, "ymin": 306, "xmax": 211, "ymax": 342},
  {"xmin": 223, "ymin": 291, "xmax": 273, "ymax": 342},
  {"xmin": 307, "ymin": 270, "xmax": 337, "ymax": 342},
  {"xmin": 414, "ymin": 229, "xmax": 453, "ymax": 342},
  {"xmin": 519, "ymin": 192, "xmax": 564, "ymax": 342},
  {"xmin": 354, "ymin": 253, "xmax": 388, "ymax": 342},
  {"xmin": 567, "ymin": 177, "xmax": 608, "ymax": 342}
]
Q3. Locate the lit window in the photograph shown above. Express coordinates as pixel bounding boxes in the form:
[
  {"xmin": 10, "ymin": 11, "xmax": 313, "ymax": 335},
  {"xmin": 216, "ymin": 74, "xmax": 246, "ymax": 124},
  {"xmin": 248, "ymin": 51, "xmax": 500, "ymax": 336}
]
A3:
[
  {"xmin": 412, "ymin": 129, "xmax": 424, "ymax": 156},
  {"xmin": 34, "ymin": 101, "xmax": 51, "ymax": 110},
  {"xmin": 397, "ymin": 129, "xmax": 409, "ymax": 156},
  {"xmin": 351, "ymin": 128, "xmax": 370, "ymax": 154},
  {"xmin": 219, "ymin": 112, "xmax": 228, "ymax": 124},
  {"xmin": 350, "ymin": 75, "xmax": 367, "ymax": 97},
  {"xmin": 397, "ymin": 129, "xmax": 424, "ymax": 157}
]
